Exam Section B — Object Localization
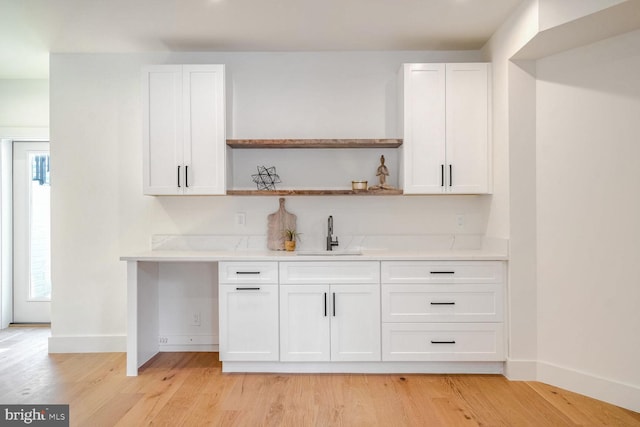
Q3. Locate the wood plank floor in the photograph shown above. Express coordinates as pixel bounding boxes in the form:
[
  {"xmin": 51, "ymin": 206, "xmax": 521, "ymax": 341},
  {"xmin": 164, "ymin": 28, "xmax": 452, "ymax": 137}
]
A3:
[{"xmin": 1, "ymin": 327, "xmax": 638, "ymax": 426}]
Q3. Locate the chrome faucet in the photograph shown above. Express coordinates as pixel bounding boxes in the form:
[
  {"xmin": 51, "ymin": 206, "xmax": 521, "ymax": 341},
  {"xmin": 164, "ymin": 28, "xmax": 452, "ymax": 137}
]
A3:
[{"xmin": 326, "ymin": 215, "xmax": 339, "ymax": 251}]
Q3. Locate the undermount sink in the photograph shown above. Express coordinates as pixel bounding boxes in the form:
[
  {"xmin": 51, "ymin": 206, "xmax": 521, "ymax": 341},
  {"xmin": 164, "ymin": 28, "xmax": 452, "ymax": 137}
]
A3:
[{"xmin": 296, "ymin": 250, "xmax": 362, "ymax": 256}]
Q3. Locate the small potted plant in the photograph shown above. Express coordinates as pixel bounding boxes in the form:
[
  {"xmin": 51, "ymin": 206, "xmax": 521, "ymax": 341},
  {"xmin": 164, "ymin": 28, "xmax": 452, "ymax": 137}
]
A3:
[{"xmin": 283, "ymin": 229, "xmax": 301, "ymax": 251}]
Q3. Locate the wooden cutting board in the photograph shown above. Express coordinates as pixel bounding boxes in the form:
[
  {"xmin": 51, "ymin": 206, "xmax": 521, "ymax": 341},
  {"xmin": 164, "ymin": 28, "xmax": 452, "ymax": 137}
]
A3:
[{"xmin": 267, "ymin": 198, "xmax": 297, "ymax": 250}]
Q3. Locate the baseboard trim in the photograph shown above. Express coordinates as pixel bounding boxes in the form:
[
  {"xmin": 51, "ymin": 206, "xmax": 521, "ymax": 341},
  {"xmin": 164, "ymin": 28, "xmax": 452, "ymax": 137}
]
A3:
[
  {"xmin": 504, "ymin": 359, "xmax": 537, "ymax": 380},
  {"xmin": 48, "ymin": 335, "xmax": 126, "ymax": 353},
  {"xmin": 537, "ymin": 361, "xmax": 640, "ymax": 413},
  {"xmin": 222, "ymin": 361, "xmax": 505, "ymax": 374}
]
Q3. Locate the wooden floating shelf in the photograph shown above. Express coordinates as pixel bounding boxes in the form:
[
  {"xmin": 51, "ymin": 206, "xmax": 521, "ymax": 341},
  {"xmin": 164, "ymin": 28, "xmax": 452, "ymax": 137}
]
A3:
[
  {"xmin": 226, "ymin": 139, "xmax": 403, "ymax": 149},
  {"xmin": 227, "ymin": 189, "xmax": 404, "ymax": 196}
]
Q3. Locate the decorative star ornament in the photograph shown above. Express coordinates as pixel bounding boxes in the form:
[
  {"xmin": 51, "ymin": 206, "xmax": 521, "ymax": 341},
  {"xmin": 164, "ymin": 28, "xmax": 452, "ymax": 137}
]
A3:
[{"xmin": 251, "ymin": 166, "xmax": 281, "ymax": 190}]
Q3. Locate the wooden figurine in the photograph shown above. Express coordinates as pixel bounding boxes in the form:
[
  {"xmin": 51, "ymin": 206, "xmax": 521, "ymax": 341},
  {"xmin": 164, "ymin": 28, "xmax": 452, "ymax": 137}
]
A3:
[{"xmin": 369, "ymin": 155, "xmax": 396, "ymax": 190}]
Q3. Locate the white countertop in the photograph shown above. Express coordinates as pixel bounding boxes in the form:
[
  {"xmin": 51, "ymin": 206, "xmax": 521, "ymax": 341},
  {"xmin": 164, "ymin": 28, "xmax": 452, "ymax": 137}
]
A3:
[{"xmin": 120, "ymin": 248, "xmax": 508, "ymax": 262}]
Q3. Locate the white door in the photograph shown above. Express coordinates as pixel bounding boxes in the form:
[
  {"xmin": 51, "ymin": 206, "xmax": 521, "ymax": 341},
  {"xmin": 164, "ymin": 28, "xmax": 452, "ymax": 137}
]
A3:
[
  {"xmin": 279, "ymin": 284, "xmax": 330, "ymax": 361},
  {"xmin": 13, "ymin": 142, "xmax": 51, "ymax": 323},
  {"xmin": 183, "ymin": 65, "xmax": 226, "ymax": 195},
  {"xmin": 143, "ymin": 65, "xmax": 183, "ymax": 195},
  {"xmin": 218, "ymin": 284, "xmax": 279, "ymax": 361},
  {"xmin": 330, "ymin": 284, "xmax": 381, "ymax": 361},
  {"xmin": 445, "ymin": 63, "xmax": 490, "ymax": 193},
  {"xmin": 402, "ymin": 63, "xmax": 446, "ymax": 194}
]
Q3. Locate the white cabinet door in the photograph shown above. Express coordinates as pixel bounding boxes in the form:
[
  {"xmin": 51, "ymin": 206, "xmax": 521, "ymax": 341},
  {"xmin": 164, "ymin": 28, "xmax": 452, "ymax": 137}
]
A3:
[
  {"xmin": 400, "ymin": 63, "xmax": 490, "ymax": 194},
  {"xmin": 143, "ymin": 64, "xmax": 225, "ymax": 195},
  {"xmin": 445, "ymin": 63, "xmax": 490, "ymax": 194},
  {"xmin": 182, "ymin": 65, "xmax": 226, "ymax": 195},
  {"xmin": 280, "ymin": 283, "xmax": 381, "ymax": 362},
  {"xmin": 280, "ymin": 284, "xmax": 330, "ymax": 362},
  {"xmin": 143, "ymin": 65, "xmax": 183, "ymax": 195},
  {"xmin": 401, "ymin": 63, "xmax": 446, "ymax": 194},
  {"xmin": 330, "ymin": 284, "xmax": 381, "ymax": 362},
  {"xmin": 219, "ymin": 284, "xmax": 279, "ymax": 361}
]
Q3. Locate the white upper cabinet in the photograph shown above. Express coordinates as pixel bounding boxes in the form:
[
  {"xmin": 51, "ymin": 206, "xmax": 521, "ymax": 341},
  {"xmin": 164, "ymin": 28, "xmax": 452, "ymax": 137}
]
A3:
[
  {"xmin": 142, "ymin": 64, "xmax": 226, "ymax": 195},
  {"xmin": 400, "ymin": 63, "xmax": 491, "ymax": 194}
]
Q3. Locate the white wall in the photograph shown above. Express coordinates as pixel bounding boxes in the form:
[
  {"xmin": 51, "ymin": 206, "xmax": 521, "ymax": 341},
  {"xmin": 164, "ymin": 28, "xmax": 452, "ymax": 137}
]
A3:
[
  {"xmin": 49, "ymin": 50, "xmax": 491, "ymax": 349},
  {"xmin": 536, "ymin": 29, "xmax": 640, "ymax": 411},
  {"xmin": 0, "ymin": 79, "xmax": 49, "ymax": 137},
  {"xmin": 482, "ymin": 0, "xmax": 540, "ymax": 377},
  {"xmin": 485, "ymin": 0, "xmax": 640, "ymax": 411}
]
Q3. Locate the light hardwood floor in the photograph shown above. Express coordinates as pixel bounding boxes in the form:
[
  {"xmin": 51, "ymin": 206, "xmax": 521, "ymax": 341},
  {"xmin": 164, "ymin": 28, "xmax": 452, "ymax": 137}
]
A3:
[{"xmin": 0, "ymin": 327, "xmax": 638, "ymax": 426}]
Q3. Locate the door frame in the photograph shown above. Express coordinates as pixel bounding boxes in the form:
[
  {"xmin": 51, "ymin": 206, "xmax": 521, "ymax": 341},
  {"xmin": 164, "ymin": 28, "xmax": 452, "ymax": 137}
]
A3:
[{"xmin": 0, "ymin": 135, "xmax": 49, "ymax": 329}]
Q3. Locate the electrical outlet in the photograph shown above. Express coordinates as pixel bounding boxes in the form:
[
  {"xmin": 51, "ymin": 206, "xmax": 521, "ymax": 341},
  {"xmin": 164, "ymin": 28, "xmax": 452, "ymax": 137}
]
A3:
[
  {"xmin": 456, "ymin": 214, "xmax": 465, "ymax": 229},
  {"xmin": 191, "ymin": 312, "xmax": 201, "ymax": 326},
  {"xmin": 159, "ymin": 336, "xmax": 168, "ymax": 344},
  {"xmin": 235, "ymin": 212, "xmax": 246, "ymax": 226}
]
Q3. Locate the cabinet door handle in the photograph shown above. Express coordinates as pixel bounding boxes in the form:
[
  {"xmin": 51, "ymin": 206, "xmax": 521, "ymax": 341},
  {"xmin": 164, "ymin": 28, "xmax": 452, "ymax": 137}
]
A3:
[
  {"xmin": 430, "ymin": 302, "xmax": 456, "ymax": 305},
  {"xmin": 449, "ymin": 164, "xmax": 452, "ymax": 187},
  {"xmin": 236, "ymin": 287, "xmax": 260, "ymax": 291},
  {"xmin": 185, "ymin": 165, "xmax": 189, "ymax": 187},
  {"xmin": 177, "ymin": 165, "xmax": 181, "ymax": 188},
  {"xmin": 431, "ymin": 340, "xmax": 456, "ymax": 344},
  {"xmin": 324, "ymin": 292, "xmax": 327, "ymax": 317},
  {"xmin": 440, "ymin": 164, "xmax": 444, "ymax": 187},
  {"xmin": 430, "ymin": 271, "xmax": 455, "ymax": 275},
  {"xmin": 235, "ymin": 271, "xmax": 261, "ymax": 275},
  {"xmin": 332, "ymin": 292, "xmax": 336, "ymax": 317}
]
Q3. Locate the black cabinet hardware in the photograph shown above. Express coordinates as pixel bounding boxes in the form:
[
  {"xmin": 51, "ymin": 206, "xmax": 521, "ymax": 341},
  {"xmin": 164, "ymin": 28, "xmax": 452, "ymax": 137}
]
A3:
[
  {"xmin": 332, "ymin": 293, "xmax": 336, "ymax": 317},
  {"xmin": 441, "ymin": 164, "xmax": 444, "ymax": 187},
  {"xmin": 177, "ymin": 165, "xmax": 181, "ymax": 187},
  {"xmin": 324, "ymin": 293, "xmax": 327, "ymax": 317},
  {"xmin": 235, "ymin": 271, "xmax": 261, "ymax": 275},
  {"xmin": 430, "ymin": 271, "xmax": 455, "ymax": 275},
  {"xmin": 449, "ymin": 164, "xmax": 452, "ymax": 187},
  {"xmin": 236, "ymin": 287, "xmax": 260, "ymax": 291},
  {"xmin": 185, "ymin": 165, "xmax": 189, "ymax": 187},
  {"xmin": 430, "ymin": 302, "xmax": 456, "ymax": 305},
  {"xmin": 430, "ymin": 340, "xmax": 456, "ymax": 344}
]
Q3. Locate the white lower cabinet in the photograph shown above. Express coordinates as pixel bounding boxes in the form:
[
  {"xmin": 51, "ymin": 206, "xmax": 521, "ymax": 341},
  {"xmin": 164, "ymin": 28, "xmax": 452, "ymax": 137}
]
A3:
[
  {"xmin": 219, "ymin": 260, "xmax": 506, "ymax": 369},
  {"xmin": 381, "ymin": 261, "xmax": 506, "ymax": 362},
  {"xmin": 218, "ymin": 262, "xmax": 279, "ymax": 361},
  {"xmin": 279, "ymin": 262, "xmax": 381, "ymax": 362}
]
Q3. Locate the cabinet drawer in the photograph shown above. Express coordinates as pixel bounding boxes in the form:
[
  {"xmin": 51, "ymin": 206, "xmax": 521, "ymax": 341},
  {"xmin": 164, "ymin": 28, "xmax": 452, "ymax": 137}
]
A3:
[
  {"xmin": 382, "ymin": 284, "xmax": 503, "ymax": 323},
  {"xmin": 219, "ymin": 262, "xmax": 278, "ymax": 284},
  {"xmin": 279, "ymin": 262, "xmax": 379, "ymax": 284},
  {"xmin": 381, "ymin": 261, "xmax": 504, "ymax": 284},
  {"xmin": 382, "ymin": 323, "xmax": 504, "ymax": 361}
]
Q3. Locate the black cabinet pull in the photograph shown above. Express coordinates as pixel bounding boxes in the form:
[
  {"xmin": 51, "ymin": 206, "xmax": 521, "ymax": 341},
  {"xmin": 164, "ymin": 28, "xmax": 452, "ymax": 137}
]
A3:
[
  {"xmin": 430, "ymin": 271, "xmax": 455, "ymax": 275},
  {"xmin": 449, "ymin": 164, "xmax": 452, "ymax": 187},
  {"xmin": 236, "ymin": 287, "xmax": 260, "ymax": 291},
  {"xmin": 177, "ymin": 165, "xmax": 181, "ymax": 188},
  {"xmin": 440, "ymin": 164, "xmax": 444, "ymax": 187},
  {"xmin": 324, "ymin": 293, "xmax": 327, "ymax": 317},
  {"xmin": 236, "ymin": 271, "xmax": 261, "ymax": 275},
  {"xmin": 332, "ymin": 292, "xmax": 336, "ymax": 317},
  {"xmin": 431, "ymin": 340, "xmax": 456, "ymax": 344},
  {"xmin": 185, "ymin": 165, "xmax": 189, "ymax": 187},
  {"xmin": 430, "ymin": 302, "xmax": 456, "ymax": 305}
]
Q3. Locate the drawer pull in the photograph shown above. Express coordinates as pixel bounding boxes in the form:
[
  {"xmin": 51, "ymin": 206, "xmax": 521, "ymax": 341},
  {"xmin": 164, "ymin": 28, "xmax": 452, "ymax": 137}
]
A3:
[
  {"xmin": 430, "ymin": 271, "xmax": 455, "ymax": 275},
  {"xmin": 235, "ymin": 271, "xmax": 261, "ymax": 275},
  {"xmin": 430, "ymin": 302, "xmax": 456, "ymax": 305},
  {"xmin": 236, "ymin": 287, "xmax": 260, "ymax": 291},
  {"xmin": 431, "ymin": 340, "xmax": 456, "ymax": 344}
]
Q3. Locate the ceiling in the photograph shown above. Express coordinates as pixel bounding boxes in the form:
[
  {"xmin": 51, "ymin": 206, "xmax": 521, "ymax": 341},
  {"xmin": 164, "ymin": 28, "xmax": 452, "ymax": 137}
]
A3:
[{"xmin": 0, "ymin": 0, "xmax": 524, "ymax": 79}]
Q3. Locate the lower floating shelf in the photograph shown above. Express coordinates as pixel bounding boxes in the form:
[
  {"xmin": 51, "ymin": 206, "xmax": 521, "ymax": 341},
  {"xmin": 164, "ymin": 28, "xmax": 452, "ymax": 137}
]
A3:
[{"xmin": 227, "ymin": 189, "xmax": 404, "ymax": 196}]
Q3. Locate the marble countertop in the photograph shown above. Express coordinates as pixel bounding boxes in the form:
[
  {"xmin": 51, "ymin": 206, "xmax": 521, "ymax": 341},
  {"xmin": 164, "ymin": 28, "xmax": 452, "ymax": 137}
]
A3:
[{"xmin": 120, "ymin": 248, "xmax": 508, "ymax": 262}]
